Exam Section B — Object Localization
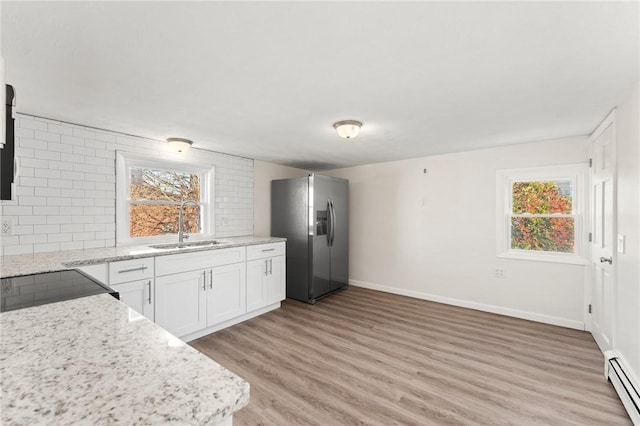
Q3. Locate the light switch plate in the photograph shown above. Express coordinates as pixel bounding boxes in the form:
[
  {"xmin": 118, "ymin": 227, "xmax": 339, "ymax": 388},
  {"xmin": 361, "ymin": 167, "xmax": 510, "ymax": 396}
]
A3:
[{"xmin": 617, "ymin": 234, "xmax": 625, "ymax": 254}]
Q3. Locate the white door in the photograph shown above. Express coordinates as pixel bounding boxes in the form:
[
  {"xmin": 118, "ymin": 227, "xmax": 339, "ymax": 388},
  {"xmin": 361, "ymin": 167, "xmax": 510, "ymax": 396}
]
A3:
[
  {"xmin": 111, "ymin": 278, "xmax": 155, "ymax": 322},
  {"xmin": 207, "ymin": 263, "xmax": 246, "ymax": 327},
  {"xmin": 589, "ymin": 111, "xmax": 616, "ymax": 352},
  {"xmin": 155, "ymin": 270, "xmax": 207, "ymax": 337}
]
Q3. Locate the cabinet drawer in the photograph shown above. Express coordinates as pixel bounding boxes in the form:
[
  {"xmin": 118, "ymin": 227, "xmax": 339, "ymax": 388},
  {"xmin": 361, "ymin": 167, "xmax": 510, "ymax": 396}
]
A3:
[
  {"xmin": 155, "ymin": 246, "xmax": 246, "ymax": 276},
  {"xmin": 246, "ymin": 242, "xmax": 286, "ymax": 261},
  {"xmin": 109, "ymin": 257, "xmax": 154, "ymax": 285}
]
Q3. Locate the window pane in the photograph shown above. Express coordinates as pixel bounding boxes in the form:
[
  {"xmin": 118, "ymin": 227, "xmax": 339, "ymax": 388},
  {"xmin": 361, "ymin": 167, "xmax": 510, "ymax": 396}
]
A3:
[
  {"xmin": 511, "ymin": 217, "xmax": 574, "ymax": 253},
  {"xmin": 512, "ymin": 181, "xmax": 572, "ymax": 214},
  {"xmin": 130, "ymin": 168, "xmax": 200, "ymax": 202},
  {"xmin": 130, "ymin": 204, "xmax": 200, "ymax": 237}
]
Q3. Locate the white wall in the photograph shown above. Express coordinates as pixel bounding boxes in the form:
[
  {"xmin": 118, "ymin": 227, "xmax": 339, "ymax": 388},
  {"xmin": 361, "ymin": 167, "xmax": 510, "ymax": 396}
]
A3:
[
  {"xmin": 327, "ymin": 136, "xmax": 589, "ymax": 329},
  {"xmin": 253, "ymin": 160, "xmax": 309, "ymax": 236},
  {"xmin": 614, "ymin": 81, "xmax": 640, "ymax": 385},
  {"xmin": 0, "ymin": 114, "xmax": 254, "ymax": 255}
]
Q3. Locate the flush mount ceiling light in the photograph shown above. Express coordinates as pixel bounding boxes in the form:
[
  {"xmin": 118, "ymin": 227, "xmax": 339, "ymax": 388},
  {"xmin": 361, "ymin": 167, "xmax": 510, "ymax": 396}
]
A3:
[
  {"xmin": 167, "ymin": 137, "xmax": 193, "ymax": 152},
  {"xmin": 333, "ymin": 120, "xmax": 362, "ymax": 139}
]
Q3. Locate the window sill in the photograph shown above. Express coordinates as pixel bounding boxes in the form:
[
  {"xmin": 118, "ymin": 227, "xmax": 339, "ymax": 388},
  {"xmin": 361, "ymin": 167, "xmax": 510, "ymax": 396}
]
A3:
[{"xmin": 497, "ymin": 251, "xmax": 588, "ymax": 266}]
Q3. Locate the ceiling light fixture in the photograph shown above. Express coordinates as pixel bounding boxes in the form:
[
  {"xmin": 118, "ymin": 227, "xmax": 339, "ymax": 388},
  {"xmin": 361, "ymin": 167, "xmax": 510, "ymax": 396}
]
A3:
[
  {"xmin": 166, "ymin": 137, "xmax": 193, "ymax": 152},
  {"xmin": 333, "ymin": 120, "xmax": 362, "ymax": 139}
]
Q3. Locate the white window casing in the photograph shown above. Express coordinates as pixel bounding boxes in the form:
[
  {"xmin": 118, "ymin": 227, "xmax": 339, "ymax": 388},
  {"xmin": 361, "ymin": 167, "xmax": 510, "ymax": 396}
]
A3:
[
  {"xmin": 496, "ymin": 163, "xmax": 588, "ymax": 265},
  {"xmin": 116, "ymin": 151, "xmax": 215, "ymax": 246}
]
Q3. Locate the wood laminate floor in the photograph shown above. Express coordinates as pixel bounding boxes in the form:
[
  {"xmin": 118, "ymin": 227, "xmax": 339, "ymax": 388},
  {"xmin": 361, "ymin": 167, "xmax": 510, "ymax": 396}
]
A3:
[{"xmin": 191, "ymin": 286, "xmax": 630, "ymax": 426}]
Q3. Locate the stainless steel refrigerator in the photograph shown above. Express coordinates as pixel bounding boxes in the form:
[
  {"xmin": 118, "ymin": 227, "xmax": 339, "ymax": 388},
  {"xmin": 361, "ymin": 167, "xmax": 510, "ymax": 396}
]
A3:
[{"xmin": 271, "ymin": 174, "xmax": 348, "ymax": 304}]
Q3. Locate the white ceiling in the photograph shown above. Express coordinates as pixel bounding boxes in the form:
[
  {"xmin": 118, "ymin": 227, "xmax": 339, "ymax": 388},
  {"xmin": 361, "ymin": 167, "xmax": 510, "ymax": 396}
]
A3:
[{"xmin": 2, "ymin": 2, "xmax": 638, "ymax": 170}]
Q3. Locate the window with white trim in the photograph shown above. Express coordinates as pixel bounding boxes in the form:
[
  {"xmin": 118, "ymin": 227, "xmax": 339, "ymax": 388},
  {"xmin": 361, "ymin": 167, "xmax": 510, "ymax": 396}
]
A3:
[
  {"xmin": 496, "ymin": 164, "xmax": 587, "ymax": 264},
  {"xmin": 116, "ymin": 152, "xmax": 215, "ymax": 245}
]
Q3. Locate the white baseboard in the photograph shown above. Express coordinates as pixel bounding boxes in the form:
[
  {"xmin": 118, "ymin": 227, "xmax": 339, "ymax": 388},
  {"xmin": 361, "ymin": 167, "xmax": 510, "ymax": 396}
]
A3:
[
  {"xmin": 605, "ymin": 351, "xmax": 640, "ymax": 425},
  {"xmin": 349, "ymin": 279, "xmax": 585, "ymax": 330}
]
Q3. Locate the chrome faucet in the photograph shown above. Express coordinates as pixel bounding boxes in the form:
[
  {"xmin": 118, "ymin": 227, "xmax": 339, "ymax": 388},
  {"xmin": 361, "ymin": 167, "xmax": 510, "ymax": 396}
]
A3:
[{"xmin": 178, "ymin": 200, "xmax": 201, "ymax": 243}]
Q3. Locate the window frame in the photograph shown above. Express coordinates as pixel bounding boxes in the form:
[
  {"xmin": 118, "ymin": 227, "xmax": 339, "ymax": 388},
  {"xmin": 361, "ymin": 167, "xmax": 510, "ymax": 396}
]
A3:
[
  {"xmin": 496, "ymin": 163, "xmax": 588, "ymax": 265},
  {"xmin": 116, "ymin": 151, "xmax": 215, "ymax": 246}
]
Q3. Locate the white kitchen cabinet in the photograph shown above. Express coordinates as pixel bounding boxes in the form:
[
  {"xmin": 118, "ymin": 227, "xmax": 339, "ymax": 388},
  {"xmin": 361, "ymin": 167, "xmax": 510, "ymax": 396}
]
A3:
[
  {"xmin": 246, "ymin": 242, "xmax": 286, "ymax": 313},
  {"xmin": 106, "ymin": 258, "xmax": 156, "ymax": 321},
  {"xmin": 207, "ymin": 262, "xmax": 246, "ymax": 326},
  {"xmin": 155, "ymin": 247, "xmax": 248, "ymax": 338},
  {"xmin": 111, "ymin": 278, "xmax": 154, "ymax": 322},
  {"xmin": 155, "ymin": 269, "xmax": 207, "ymax": 337},
  {"xmin": 266, "ymin": 255, "xmax": 285, "ymax": 305},
  {"xmin": 246, "ymin": 258, "xmax": 268, "ymax": 312}
]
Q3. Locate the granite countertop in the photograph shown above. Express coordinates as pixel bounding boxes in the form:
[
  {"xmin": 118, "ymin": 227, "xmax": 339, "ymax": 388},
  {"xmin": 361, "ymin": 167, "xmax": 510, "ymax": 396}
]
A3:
[
  {"xmin": 0, "ymin": 293, "xmax": 250, "ymax": 425},
  {"xmin": 0, "ymin": 235, "xmax": 286, "ymax": 278}
]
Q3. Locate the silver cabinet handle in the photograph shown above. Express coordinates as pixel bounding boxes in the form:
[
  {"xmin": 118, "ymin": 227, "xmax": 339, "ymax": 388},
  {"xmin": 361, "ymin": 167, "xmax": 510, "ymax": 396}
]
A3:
[
  {"xmin": 261, "ymin": 248, "xmax": 276, "ymax": 252},
  {"xmin": 202, "ymin": 270, "xmax": 206, "ymax": 290},
  {"xmin": 147, "ymin": 280, "xmax": 152, "ymax": 304},
  {"xmin": 599, "ymin": 256, "xmax": 613, "ymax": 264},
  {"xmin": 264, "ymin": 259, "xmax": 268, "ymax": 275},
  {"xmin": 269, "ymin": 258, "xmax": 273, "ymax": 274},
  {"xmin": 209, "ymin": 269, "xmax": 213, "ymax": 289},
  {"xmin": 118, "ymin": 266, "xmax": 148, "ymax": 274}
]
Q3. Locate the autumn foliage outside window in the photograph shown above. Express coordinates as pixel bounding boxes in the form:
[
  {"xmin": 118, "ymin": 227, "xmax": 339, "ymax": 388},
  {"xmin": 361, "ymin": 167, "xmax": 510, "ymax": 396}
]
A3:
[
  {"xmin": 510, "ymin": 181, "xmax": 574, "ymax": 253},
  {"xmin": 129, "ymin": 167, "xmax": 202, "ymax": 238}
]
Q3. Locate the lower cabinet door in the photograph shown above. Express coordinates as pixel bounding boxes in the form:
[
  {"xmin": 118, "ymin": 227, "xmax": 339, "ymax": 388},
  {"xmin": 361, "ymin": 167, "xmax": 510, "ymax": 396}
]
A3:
[
  {"xmin": 246, "ymin": 258, "xmax": 268, "ymax": 312},
  {"xmin": 207, "ymin": 262, "xmax": 246, "ymax": 327},
  {"xmin": 266, "ymin": 255, "xmax": 286, "ymax": 305},
  {"xmin": 111, "ymin": 279, "xmax": 155, "ymax": 322},
  {"xmin": 156, "ymin": 270, "xmax": 207, "ymax": 337}
]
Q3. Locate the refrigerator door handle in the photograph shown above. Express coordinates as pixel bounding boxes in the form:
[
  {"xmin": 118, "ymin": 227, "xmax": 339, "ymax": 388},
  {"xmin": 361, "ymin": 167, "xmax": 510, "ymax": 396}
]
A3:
[
  {"xmin": 326, "ymin": 199, "xmax": 331, "ymax": 245},
  {"xmin": 329, "ymin": 199, "xmax": 336, "ymax": 247}
]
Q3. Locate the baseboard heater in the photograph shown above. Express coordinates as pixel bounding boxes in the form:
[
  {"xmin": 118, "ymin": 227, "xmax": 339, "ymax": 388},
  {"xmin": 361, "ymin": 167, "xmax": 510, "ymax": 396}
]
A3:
[{"xmin": 606, "ymin": 352, "xmax": 640, "ymax": 425}]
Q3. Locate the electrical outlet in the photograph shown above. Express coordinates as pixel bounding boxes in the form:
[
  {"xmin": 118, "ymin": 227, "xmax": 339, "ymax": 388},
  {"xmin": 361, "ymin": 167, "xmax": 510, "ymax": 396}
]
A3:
[
  {"xmin": 1, "ymin": 219, "xmax": 13, "ymax": 236},
  {"xmin": 494, "ymin": 267, "xmax": 505, "ymax": 279}
]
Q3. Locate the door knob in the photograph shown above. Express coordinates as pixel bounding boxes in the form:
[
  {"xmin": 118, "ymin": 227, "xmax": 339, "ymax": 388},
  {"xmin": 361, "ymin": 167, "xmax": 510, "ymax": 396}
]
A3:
[{"xmin": 599, "ymin": 256, "xmax": 613, "ymax": 264}]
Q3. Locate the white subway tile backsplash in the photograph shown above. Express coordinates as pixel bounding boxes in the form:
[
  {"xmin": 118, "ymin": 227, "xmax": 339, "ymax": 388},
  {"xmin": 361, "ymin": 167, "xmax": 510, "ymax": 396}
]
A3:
[
  {"xmin": 13, "ymin": 225, "xmax": 34, "ymax": 235},
  {"xmin": 61, "ymin": 135, "xmax": 84, "ymax": 146},
  {"xmin": 60, "ymin": 241, "xmax": 83, "ymax": 251},
  {"xmin": 2, "ymin": 114, "xmax": 254, "ymax": 254},
  {"xmin": 72, "ymin": 128, "xmax": 96, "ymax": 139},
  {"xmin": 4, "ymin": 245, "xmax": 34, "ymax": 255},
  {"xmin": 19, "ymin": 216, "xmax": 47, "ymax": 225},
  {"xmin": 48, "ymin": 123, "xmax": 73, "ymax": 136},
  {"xmin": 33, "ymin": 243, "xmax": 61, "ymax": 253},
  {"xmin": 33, "ymin": 206, "xmax": 60, "ymax": 216},
  {"xmin": 36, "ymin": 187, "xmax": 60, "ymax": 197},
  {"xmin": 15, "ymin": 127, "xmax": 35, "ymax": 139},
  {"xmin": 72, "ymin": 232, "xmax": 95, "ymax": 241},
  {"xmin": 33, "ymin": 150, "xmax": 61, "ymax": 161},
  {"xmin": 15, "ymin": 147, "xmax": 35, "ymax": 158},
  {"xmin": 33, "ymin": 130, "xmax": 60, "ymax": 142},
  {"xmin": 21, "ymin": 158, "xmax": 49, "ymax": 169},
  {"xmin": 19, "ymin": 196, "xmax": 47, "ymax": 206},
  {"xmin": 48, "ymin": 179, "xmax": 74, "ymax": 189},
  {"xmin": 47, "ymin": 161, "xmax": 75, "ymax": 171},
  {"xmin": 47, "ymin": 234, "xmax": 73, "ymax": 243},
  {"xmin": 20, "ymin": 234, "xmax": 47, "ymax": 245},
  {"xmin": 34, "ymin": 224, "xmax": 60, "ymax": 234},
  {"xmin": 19, "ymin": 119, "xmax": 47, "ymax": 131},
  {"xmin": 34, "ymin": 169, "xmax": 61, "ymax": 179}
]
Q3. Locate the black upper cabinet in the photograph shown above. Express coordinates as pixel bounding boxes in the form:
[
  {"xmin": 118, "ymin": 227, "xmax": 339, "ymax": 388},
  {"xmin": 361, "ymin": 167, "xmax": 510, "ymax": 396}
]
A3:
[{"xmin": 1, "ymin": 84, "xmax": 15, "ymax": 200}]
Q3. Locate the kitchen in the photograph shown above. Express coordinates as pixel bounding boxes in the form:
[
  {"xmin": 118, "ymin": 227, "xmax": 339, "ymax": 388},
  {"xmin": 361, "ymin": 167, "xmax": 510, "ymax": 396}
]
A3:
[{"xmin": 1, "ymin": 2, "xmax": 639, "ymax": 425}]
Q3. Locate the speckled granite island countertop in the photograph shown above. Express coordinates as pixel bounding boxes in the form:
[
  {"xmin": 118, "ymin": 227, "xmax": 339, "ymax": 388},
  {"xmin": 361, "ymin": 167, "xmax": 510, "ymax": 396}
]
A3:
[
  {"xmin": 0, "ymin": 293, "xmax": 250, "ymax": 425},
  {"xmin": 0, "ymin": 235, "xmax": 286, "ymax": 278}
]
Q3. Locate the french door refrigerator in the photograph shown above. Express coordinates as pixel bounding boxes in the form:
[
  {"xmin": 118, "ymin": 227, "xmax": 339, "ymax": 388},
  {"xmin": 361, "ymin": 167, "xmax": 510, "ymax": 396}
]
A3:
[{"xmin": 271, "ymin": 174, "xmax": 348, "ymax": 304}]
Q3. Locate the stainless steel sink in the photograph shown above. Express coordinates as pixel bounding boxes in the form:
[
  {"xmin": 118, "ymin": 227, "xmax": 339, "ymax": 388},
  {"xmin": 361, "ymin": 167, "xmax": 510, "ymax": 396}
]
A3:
[{"xmin": 149, "ymin": 240, "xmax": 231, "ymax": 250}]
